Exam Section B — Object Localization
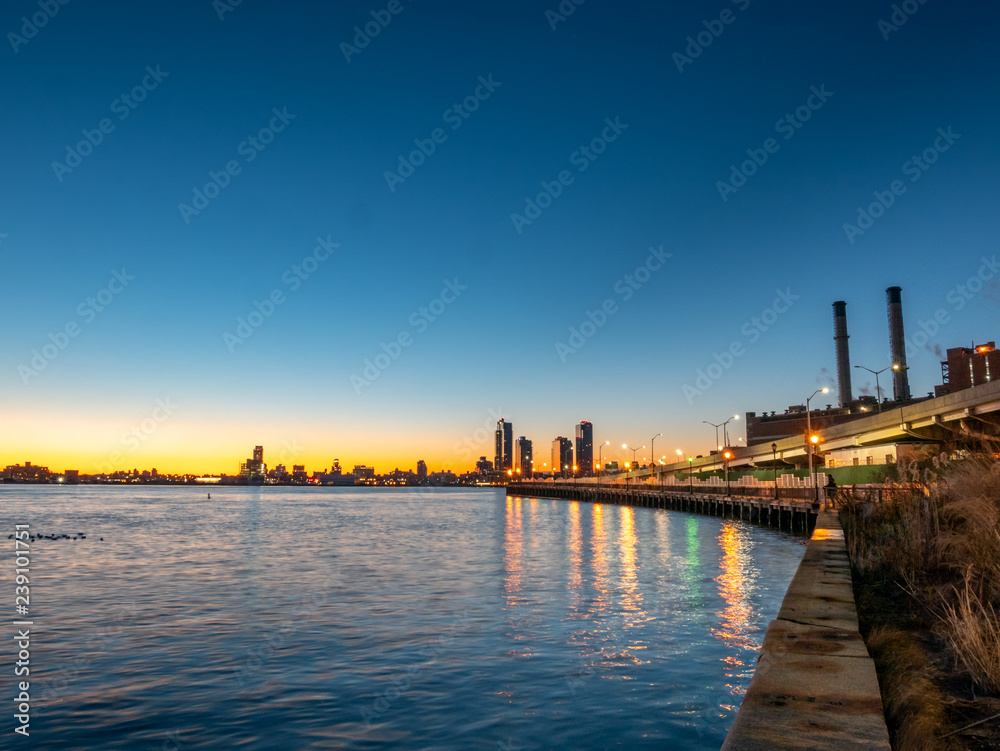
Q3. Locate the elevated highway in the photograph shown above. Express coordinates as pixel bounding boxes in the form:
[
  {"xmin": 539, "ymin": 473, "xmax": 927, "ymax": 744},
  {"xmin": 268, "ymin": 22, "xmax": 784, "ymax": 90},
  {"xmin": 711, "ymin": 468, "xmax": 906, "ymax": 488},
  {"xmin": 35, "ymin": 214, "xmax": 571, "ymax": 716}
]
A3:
[{"xmin": 593, "ymin": 379, "xmax": 1000, "ymax": 479}]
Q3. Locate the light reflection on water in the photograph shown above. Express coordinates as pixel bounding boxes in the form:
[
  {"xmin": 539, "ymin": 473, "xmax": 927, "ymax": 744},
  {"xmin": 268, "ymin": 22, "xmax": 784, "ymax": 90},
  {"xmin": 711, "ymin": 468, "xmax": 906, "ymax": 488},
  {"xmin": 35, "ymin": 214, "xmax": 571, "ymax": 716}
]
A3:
[{"xmin": 1, "ymin": 486, "xmax": 803, "ymax": 750}]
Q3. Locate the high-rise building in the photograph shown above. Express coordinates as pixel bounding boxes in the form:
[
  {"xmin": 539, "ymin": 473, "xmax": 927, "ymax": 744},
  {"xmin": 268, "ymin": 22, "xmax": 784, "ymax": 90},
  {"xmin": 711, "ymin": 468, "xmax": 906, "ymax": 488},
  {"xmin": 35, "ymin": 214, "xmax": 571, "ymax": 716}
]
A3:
[
  {"xmin": 514, "ymin": 436, "xmax": 533, "ymax": 478},
  {"xmin": 575, "ymin": 421, "xmax": 593, "ymax": 476},
  {"xmin": 240, "ymin": 445, "xmax": 266, "ymax": 478},
  {"xmin": 551, "ymin": 437, "xmax": 573, "ymax": 477},
  {"xmin": 416, "ymin": 460, "xmax": 428, "ymax": 481},
  {"xmin": 495, "ymin": 419, "xmax": 513, "ymax": 471}
]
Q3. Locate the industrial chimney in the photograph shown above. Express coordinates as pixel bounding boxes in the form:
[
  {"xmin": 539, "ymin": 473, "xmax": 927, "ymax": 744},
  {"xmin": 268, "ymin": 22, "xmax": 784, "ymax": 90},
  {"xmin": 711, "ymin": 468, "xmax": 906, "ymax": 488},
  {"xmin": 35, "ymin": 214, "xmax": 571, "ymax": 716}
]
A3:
[
  {"xmin": 832, "ymin": 301, "xmax": 852, "ymax": 408},
  {"xmin": 886, "ymin": 286, "xmax": 911, "ymax": 401}
]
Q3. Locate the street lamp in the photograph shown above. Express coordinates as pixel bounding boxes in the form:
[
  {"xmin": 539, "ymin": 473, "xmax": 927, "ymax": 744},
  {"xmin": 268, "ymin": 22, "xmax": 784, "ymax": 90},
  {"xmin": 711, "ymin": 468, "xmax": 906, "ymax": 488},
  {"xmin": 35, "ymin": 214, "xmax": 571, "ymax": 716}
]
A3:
[
  {"xmin": 723, "ymin": 415, "xmax": 740, "ymax": 447},
  {"xmin": 622, "ymin": 444, "xmax": 644, "ymax": 487},
  {"xmin": 704, "ymin": 415, "xmax": 740, "ymax": 453},
  {"xmin": 854, "ymin": 365, "xmax": 889, "ymax": 412},
  {"xmin": 723, "ymin": 449, "xmax": 732, "ymax": 496},
  {"xmin": 702, "ymin": 420, "xmax": 724, "ymax": 454},
  {"xmin": 623, "ymin": 444, "xmax": 643, "ymax": 465},
  {"xmin": 688, "ymin": 456, "xmax": 694, "ymax": 494},
  {"xmin": 597, "ymin": 441, "xmax": 610, "ymax": 482},
  {"xmin": 771, "ymin": 442, "xmax": 778, "ymax": 499},
  {"xmin": 651, "ymin": 433, "xmax": 661, "ymax": 482},
  {"xmin": 806, "ymin": 387, "xmax": 829, "ymax": 503}
]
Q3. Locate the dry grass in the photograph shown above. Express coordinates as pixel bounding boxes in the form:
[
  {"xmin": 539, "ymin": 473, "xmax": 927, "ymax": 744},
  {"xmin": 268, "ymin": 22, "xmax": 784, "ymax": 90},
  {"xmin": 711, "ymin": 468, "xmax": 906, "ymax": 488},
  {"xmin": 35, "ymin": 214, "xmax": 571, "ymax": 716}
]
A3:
[
  {"xmin": 940, "ymin": 578, "xmax": 1000, "ymax": 693},
  {"xmin": 841, "ymin": 447, "xmax": 1000, "ymax": 694},
  {"xmin": 866, "ymin": 626, "xmax": 952, "ymax": 751}
]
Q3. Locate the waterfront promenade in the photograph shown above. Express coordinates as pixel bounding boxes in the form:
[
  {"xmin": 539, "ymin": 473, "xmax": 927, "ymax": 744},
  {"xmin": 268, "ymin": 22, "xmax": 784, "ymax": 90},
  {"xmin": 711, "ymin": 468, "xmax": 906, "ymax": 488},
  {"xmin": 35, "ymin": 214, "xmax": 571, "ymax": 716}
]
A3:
[{"xmin": 722, "ymin": 509, "xmax": 891, "ymax": 749}]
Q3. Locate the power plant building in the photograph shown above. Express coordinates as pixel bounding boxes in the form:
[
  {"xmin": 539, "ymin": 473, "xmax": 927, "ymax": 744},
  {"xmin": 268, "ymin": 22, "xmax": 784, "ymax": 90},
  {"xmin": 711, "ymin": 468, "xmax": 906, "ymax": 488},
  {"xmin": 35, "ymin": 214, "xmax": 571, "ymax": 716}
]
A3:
[
  {"xmin": 887, "ymin": 286, "xmax": 911, "ymax": 401},
  {"xmin": 935, "ymin": 342, "xmax": 1000, "ymax": 396},
  {"xmin": 832, "ymin": 301, "xmax": 853, "ymax": 408}
]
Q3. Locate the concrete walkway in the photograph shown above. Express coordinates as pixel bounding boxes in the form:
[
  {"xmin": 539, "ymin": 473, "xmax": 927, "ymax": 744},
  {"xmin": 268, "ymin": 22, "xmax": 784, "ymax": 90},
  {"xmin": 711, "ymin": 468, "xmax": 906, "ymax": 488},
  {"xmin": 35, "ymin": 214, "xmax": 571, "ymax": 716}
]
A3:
[{"xmin": 721, "ymin": 510, "xmax": 891, "ymax": 750}]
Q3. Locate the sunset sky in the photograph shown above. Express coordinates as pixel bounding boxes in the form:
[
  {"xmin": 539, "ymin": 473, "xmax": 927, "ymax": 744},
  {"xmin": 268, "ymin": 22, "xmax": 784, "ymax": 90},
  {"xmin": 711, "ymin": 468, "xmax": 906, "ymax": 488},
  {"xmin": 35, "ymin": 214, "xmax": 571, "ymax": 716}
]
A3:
[{"xmin": 3, "ymin": 0, "xmax": 999, "ymax": 475}]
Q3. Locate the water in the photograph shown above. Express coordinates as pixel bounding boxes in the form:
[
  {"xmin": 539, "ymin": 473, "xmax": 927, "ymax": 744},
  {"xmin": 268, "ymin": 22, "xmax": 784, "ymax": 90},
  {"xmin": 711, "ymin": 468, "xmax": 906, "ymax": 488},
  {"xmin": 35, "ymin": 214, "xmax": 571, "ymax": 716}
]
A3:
[{"xmin": 2, "ymin": 486, "xmax": 805, "ymax": 750}]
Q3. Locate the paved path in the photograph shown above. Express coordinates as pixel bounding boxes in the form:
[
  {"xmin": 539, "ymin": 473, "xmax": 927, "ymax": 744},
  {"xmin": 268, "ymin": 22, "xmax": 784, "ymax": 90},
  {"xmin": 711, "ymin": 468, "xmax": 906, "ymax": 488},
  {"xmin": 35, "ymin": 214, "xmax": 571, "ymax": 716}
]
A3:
[{"xmin": 721, "ymin": 510, "xmax": 891, "ymax": 750}]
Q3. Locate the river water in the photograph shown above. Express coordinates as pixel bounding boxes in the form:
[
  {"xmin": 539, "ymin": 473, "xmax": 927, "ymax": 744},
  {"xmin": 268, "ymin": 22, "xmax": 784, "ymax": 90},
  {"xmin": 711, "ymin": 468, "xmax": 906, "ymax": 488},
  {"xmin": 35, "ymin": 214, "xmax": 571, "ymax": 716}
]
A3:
[{"xmin": 1, "ymin": 486, "xmax": 805, "ymax": 749}]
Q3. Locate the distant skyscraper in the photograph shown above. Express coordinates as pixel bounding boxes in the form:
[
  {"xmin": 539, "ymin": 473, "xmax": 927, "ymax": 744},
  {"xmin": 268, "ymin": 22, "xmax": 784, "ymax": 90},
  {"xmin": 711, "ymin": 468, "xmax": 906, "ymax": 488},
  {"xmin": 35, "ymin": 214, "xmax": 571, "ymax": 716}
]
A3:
[
  {"xmin": 514, "ymin": 436, "xmax": 532, "ymax": 478},
  {"xmin": 552, "ymin": 437, "xmax": 573, "ymax": 477},
  {"xmin": 495, "ymin": 419, "xmax": 513, "ymax": 471},
  {"xmin": 575, "ymin": 421, "xmax": 593, "ymax": 476},
  {"xmin": 240, "ymin": 445, "xmax": 266, "ymax": 478},
  {"xmin": 416, "ymin": 460, "xmax": 428, "ymax": 481}
]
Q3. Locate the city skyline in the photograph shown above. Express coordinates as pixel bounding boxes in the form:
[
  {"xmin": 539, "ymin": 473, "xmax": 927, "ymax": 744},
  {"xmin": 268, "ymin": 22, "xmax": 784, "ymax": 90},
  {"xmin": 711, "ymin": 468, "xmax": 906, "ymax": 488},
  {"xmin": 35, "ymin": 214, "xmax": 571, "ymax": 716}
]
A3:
[{"xmin": 3, "ymin": 2, "xmax": 998, "ymax": 477}]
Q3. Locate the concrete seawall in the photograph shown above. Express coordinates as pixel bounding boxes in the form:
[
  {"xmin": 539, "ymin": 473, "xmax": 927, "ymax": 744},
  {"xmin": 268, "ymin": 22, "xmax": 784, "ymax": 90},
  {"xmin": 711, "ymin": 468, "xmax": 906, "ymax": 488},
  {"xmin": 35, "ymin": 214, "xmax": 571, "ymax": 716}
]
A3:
[{"xmin": 721, "ymin": 510, "xmax": 891, "ymax": 750}]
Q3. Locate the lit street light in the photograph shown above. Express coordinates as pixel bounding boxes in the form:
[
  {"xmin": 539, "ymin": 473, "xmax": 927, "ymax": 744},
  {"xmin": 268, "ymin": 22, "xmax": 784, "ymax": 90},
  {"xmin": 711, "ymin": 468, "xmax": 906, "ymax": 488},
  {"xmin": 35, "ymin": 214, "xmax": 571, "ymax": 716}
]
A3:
[
  {"xmin": 622, "ymin": 443, "xmax": 644, "ymax": 487},
  {"xmin": 703, "ymin": 415, "xmax": 739, "ymax": 453},
  {"xmin": 771, "ymin": 442, "xmax": 778, "ymax": 500},
  {"xmin": 597, "ymin": 440, "xmax": 610, "ymax": 482},
  {"xmin": 806, "ymin": 387, "xmax": 829, "ymax": 503},
  {"xmin": 702, "ymin": 420, "xmax": 724, "ymax": 454},
  {"xmin": 723, "ymin": 415, "xmax": 739, "ymax": 447}
]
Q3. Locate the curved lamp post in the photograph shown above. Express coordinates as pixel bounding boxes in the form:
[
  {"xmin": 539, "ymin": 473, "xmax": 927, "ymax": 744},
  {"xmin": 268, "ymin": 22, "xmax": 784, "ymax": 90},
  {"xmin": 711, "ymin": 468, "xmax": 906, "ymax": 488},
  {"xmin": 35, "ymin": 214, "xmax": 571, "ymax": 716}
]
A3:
[{"xmin": 806, "ymin": 387, "xmax": 830, "ymax": 502}]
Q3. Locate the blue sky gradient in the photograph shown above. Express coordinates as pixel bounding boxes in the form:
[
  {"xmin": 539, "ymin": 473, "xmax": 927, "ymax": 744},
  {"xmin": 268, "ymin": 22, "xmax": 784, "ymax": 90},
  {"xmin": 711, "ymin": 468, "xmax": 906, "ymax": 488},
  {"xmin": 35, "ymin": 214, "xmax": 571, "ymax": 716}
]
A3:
[{"xmin": 2, "ymin": 0, "xmax": 998, "ymax": 473}]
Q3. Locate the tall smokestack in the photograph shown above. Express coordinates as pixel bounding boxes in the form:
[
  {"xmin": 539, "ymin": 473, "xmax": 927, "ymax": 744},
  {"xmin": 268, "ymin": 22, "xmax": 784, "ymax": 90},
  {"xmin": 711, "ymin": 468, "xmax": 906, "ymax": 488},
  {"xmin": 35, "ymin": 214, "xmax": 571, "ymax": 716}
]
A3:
[
  {"xmin": 833, "ymin": 301, "xmax": 852, "ymax": 407},
  {"xmin": 886, "ymin": 286, "xmax": 911, "ymax": 401}
]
